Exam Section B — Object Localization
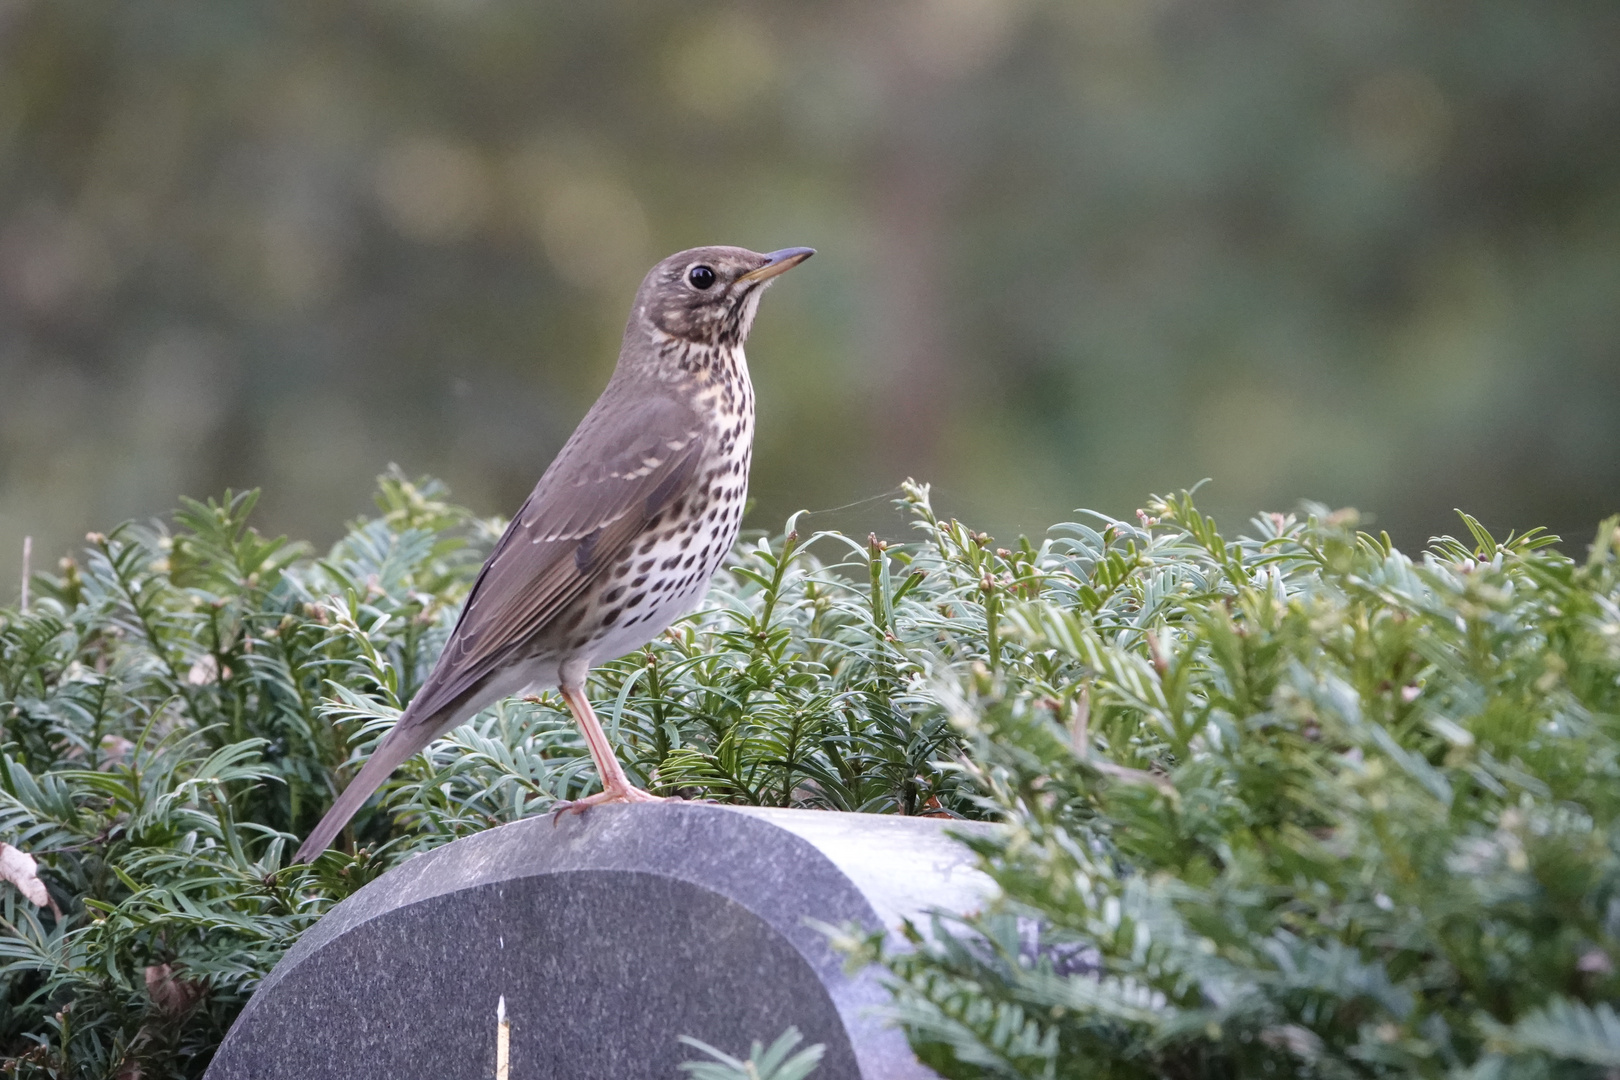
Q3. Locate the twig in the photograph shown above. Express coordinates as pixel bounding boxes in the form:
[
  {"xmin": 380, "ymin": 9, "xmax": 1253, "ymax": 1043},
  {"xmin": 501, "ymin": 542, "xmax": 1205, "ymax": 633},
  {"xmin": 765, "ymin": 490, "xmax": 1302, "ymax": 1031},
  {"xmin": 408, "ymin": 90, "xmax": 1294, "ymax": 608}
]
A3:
[
  {"xmin": 1069, "ymin": 683, "xmax": 1090, "ymax": 758},
  {"xmin": 20, "ymin": 535, "xmax": 30, "ymax": 613},
  {"xmin": 1145, "ymin": 629, "xmax": 1167, "ymax": 675},
  {"xmin": 1092, "ymin": 759, "xmax": 1177, "ymax": 797}
]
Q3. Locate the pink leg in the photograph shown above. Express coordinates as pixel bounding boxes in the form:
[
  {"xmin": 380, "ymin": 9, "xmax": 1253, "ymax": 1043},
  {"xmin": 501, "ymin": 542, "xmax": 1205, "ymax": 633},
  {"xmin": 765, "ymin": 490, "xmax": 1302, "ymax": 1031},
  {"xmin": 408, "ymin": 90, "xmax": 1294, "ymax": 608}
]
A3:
[{"xmin": 553, "ymin": 685, "xmax": 663, "ymax": 814}]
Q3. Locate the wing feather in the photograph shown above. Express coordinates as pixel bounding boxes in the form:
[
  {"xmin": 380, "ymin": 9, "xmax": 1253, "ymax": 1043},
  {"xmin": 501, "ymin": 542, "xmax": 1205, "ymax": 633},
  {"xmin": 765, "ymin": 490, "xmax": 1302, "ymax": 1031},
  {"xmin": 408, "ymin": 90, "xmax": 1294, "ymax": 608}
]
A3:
[{"xmin": 406, "ymin": 392, "xmax": 705, "ymax": 721}]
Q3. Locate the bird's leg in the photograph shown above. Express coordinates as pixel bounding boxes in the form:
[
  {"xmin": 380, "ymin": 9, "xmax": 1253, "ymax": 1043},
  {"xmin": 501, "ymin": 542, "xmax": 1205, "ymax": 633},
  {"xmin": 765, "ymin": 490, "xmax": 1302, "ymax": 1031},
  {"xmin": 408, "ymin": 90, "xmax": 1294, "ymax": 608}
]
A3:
[{"xmin": 554, "ymin": 684, "xmax": 663, "ymax": 813}]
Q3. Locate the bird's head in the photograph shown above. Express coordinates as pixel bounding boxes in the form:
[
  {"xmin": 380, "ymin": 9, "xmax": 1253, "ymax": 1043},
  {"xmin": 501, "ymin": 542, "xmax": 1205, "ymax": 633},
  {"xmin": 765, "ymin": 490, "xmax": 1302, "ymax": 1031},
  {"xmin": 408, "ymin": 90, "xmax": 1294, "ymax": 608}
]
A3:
[{"xmin": 631, "ymin": 245, "xmax": 814, "ymax": 350}]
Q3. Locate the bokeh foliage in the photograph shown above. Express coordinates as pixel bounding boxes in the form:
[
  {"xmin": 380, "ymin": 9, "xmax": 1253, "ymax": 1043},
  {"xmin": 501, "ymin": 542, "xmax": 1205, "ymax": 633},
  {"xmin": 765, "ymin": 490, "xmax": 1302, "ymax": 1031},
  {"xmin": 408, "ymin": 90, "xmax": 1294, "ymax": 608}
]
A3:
[
  {"xmin": 2, "ymin": 0, "xmax": 1617, "ymax": 571},
  {"xmin": 858, "ymin": 494, "xmax": 1620, "ymax": 1078}
]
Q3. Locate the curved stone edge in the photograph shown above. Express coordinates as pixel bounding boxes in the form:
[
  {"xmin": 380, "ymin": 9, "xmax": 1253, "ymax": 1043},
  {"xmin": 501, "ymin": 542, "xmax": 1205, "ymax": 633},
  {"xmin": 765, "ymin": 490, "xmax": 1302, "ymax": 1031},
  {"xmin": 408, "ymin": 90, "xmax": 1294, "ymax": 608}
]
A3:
[
  {"xmin": 268, "ymin": 803, "xmax": 873, "ymax": 994},
  {"xmin": 250, "ymin": 803, "xmax": 993, "ymax": 1077},
  {"xmin": 725, "ymin": 806, "xmax": 997, "ymax": 938}
]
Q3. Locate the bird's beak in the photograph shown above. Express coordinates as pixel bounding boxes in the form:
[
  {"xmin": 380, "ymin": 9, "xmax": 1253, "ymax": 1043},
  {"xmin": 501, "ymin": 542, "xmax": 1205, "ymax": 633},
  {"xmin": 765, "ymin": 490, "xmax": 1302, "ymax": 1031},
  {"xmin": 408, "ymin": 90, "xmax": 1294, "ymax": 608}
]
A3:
[{"xmin": 737, "ymin": 247, "xmax": 815, "ymax": 284}]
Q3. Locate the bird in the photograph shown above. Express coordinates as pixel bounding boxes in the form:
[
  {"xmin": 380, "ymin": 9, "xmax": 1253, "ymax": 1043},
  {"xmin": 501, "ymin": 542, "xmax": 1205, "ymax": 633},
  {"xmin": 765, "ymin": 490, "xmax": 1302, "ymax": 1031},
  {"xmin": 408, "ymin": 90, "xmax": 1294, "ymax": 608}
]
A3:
[{"xmin": 294, "ymin": 245, "xmax": 814, "ymax": 863}]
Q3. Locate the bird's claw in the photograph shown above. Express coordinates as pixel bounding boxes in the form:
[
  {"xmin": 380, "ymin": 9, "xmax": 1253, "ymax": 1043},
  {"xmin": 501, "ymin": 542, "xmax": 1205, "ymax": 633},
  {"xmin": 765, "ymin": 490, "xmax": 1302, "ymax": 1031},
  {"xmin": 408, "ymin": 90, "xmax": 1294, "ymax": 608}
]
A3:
[{"xmin": 550, "ymin": 784, "xmax": 666, "ymax": 824}]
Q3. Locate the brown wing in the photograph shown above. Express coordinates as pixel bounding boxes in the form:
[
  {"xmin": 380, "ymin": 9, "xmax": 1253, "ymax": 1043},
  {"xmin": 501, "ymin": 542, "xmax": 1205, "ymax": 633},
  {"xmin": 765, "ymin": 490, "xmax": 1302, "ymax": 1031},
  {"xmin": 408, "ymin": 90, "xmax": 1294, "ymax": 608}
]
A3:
[
  {"xmin": 407, "ymin": 390, "xmax": 705, "ymax": 721},
  {"xmin": 293, "ymin": 391, "xmax": 706, "ymax": 862}
]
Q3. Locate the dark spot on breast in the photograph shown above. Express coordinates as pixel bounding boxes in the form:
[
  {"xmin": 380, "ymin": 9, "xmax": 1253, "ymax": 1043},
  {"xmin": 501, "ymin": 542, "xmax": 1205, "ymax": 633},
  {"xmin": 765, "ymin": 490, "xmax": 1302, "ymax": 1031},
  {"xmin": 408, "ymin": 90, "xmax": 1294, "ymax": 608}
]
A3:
[
  {"xmin": 626, "ymin": 592, "xmax": 646, "ymax": 609},
  {"xmin": 632, "ymin": 574, "xmax": 648, "ymax": 587},
  {"xmin": 679, "ymin": 536, "xmax": 693, "ymax": 550},
  {"xmin": 682, "ymin": 554, "xmax": 696, "ymax": 569},
  {"xmin": 602, "ymin": 586, "xmax": 624, "ymax": 604},
  {"xmin": 639, "ymin": 558, "xmax": 655, "ymax": 572},
  {"xmin": 600, "ymin": 607, "xmax": 622, "ymax": 627},
  {"xmin": 661, "ymin": 555, "xmax": 681, "ymax": 570},
  {"xmin": 639, "ymin": 538, "xmax": 656, "ymax": 554}
]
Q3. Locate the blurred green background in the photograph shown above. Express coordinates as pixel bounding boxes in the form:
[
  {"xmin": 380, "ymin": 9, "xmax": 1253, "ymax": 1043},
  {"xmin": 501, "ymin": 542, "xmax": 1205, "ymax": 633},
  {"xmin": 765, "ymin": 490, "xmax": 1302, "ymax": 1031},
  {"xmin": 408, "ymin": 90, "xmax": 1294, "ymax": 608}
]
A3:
[{"xmin": 1, "ymin": 0, "xmax": 1617, "ymax": 584}]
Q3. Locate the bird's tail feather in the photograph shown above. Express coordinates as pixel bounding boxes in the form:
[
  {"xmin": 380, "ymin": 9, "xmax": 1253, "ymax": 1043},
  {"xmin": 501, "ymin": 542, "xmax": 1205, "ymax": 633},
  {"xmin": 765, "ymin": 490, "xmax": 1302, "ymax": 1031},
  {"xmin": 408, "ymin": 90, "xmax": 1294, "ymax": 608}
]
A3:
[{"xmin": 292, "ymin": 715, "xmax": 435, "ymax": 864}]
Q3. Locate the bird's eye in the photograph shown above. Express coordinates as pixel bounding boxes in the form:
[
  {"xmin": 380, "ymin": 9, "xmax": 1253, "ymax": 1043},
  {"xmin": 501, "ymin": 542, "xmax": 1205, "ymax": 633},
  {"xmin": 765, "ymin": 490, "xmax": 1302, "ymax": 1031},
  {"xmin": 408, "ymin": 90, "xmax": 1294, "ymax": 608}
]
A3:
[{"xmin": 688, "ymin": 265, "xmax": 716, "ymax": 290}]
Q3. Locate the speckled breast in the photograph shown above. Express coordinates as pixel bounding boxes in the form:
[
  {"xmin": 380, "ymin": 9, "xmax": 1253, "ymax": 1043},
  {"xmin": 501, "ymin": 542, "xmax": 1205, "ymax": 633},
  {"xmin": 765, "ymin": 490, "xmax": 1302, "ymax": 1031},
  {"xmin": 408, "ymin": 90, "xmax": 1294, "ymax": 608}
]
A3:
[{"xmin": 567, "ymin": 351, "xmax": 755, "ymax": 665}]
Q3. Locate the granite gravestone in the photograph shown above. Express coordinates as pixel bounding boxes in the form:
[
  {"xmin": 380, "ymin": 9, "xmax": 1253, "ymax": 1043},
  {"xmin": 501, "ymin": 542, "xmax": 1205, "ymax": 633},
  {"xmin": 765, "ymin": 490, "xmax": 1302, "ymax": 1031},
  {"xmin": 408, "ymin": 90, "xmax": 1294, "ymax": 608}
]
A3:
[{"xmin": 205, "ymin": 803, "xmax": 995, "ymax": 1080}]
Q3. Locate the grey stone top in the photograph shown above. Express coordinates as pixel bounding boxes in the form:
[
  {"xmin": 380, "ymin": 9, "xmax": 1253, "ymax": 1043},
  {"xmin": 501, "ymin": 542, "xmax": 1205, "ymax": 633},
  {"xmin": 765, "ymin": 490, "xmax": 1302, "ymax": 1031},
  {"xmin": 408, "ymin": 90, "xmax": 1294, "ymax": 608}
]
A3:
[{"xmin": 208, "ymin": 802, "xmax": 996, "ymax": 1080}]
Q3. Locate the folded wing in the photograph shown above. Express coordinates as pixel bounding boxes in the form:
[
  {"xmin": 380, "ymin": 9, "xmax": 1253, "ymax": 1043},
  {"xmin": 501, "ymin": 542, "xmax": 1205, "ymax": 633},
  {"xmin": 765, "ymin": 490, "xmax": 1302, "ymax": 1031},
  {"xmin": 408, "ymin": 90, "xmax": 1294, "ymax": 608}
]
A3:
[{"xmin": 294, "ymin": 390, "xmax": 705, "ymax": 862}]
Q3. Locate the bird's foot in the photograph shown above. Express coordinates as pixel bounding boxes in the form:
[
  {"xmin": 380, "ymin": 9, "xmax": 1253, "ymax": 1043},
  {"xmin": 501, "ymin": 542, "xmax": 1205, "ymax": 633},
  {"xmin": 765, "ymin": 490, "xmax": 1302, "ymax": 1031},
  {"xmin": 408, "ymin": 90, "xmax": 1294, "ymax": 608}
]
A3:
[{"xmin": 551, "ymin": 782, "xmax": 665, "ymax": 822}]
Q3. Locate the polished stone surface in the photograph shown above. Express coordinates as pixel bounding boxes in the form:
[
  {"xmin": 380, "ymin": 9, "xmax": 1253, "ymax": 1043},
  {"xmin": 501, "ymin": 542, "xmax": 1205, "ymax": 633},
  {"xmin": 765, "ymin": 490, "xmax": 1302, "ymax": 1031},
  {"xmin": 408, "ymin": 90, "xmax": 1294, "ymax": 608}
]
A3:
[{"xmin": 205, "ymin": 802, "xmax": 994, "ymax": 1080}]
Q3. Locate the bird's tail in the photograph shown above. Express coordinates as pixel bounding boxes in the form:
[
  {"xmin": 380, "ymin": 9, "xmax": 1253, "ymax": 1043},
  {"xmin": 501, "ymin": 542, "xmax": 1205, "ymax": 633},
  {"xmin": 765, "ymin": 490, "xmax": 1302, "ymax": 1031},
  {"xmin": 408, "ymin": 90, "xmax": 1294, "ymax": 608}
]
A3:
[{"xmin": 292, "ymin": 716, "xmax": 433, "ymax": 864}]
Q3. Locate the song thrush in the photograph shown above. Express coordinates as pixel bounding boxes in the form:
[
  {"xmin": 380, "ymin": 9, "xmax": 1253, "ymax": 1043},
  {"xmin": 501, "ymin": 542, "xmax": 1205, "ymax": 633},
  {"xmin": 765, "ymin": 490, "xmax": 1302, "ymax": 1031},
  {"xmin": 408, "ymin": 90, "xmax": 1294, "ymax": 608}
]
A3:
[{"xmin": 294, "ymin": 245, "xmax": 814, "ymax": 863}]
